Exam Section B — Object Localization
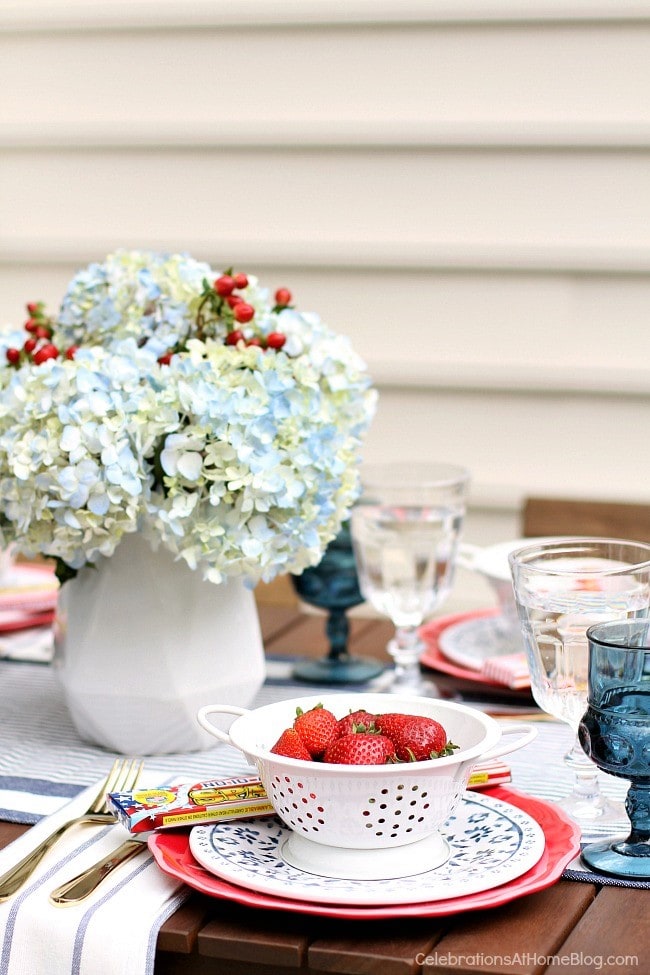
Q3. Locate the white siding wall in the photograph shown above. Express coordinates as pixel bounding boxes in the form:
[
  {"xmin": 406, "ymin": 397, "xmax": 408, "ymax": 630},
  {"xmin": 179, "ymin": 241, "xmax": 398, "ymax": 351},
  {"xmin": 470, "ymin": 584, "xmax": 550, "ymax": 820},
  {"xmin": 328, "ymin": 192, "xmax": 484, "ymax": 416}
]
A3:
[{"xmin": 2, "ymin": 0, "xmax": 650, "ymax": 550}]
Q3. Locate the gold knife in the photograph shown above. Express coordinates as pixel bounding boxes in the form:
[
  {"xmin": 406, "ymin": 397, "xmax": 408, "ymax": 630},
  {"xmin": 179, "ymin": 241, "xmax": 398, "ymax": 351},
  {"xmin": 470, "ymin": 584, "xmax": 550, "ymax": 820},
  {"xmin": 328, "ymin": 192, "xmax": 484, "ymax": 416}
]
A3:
[{"xmin": 49, "ymin": 837, "xmax": 148, "ymax": 906}]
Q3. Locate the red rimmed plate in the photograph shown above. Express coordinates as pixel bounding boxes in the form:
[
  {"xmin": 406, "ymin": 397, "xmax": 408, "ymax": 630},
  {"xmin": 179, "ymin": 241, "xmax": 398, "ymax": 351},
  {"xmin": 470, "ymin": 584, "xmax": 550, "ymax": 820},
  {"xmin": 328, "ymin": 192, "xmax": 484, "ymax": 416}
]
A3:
[
  {"xmin": 148, "ymin": 787, "xmax": 580, "ymax": 919},
  {"xmin": 0, "ymin": 608, "xmax": 55, "ymax": 634},
  {"xmin": 420, "ymin": 610, "xmax": 532, "ymax": 696}
]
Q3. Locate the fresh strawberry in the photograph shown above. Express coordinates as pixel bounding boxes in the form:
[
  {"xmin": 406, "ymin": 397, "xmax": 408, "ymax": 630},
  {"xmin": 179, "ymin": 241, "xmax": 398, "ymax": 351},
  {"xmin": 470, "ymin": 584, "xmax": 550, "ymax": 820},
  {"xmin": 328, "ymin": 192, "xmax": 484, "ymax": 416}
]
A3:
[
  {"xmin": 270, "ymin": 727, "xmax": 312, "ymax": 761},
  {"xmin": 391, "ymin": 716, "xmax": 458, "ymax": 762},
  {"xmin": 323, "ymin": 732, "xmax": 394, "ymax": 765},
  {"xmin": 373, "ymin": 712, "xmax": 411, "ymax": 743},
  {"xmin": 335, "ymin": 709, "xmax": 377, "ymax": 737},
  {"xmin": 293, "ymin": 704, "xmax": 338, "ymax": 758}
]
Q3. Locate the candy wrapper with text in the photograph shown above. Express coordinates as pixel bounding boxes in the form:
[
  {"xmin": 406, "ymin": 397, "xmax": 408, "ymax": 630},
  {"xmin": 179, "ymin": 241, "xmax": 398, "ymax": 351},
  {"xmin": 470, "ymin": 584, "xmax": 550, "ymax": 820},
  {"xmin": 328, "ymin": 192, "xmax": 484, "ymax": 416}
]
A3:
[{"xmin": 108, "ymin": 774, "xmax": 274, "ymax": 833}]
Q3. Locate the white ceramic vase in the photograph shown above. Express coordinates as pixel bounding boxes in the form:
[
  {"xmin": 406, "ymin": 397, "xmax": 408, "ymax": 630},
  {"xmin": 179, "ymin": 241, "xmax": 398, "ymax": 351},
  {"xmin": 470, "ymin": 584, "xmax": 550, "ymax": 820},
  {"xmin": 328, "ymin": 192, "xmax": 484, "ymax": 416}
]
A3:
[{"xmin": 53, "ymin": 533, "xmax": 266, "ymax": 755}]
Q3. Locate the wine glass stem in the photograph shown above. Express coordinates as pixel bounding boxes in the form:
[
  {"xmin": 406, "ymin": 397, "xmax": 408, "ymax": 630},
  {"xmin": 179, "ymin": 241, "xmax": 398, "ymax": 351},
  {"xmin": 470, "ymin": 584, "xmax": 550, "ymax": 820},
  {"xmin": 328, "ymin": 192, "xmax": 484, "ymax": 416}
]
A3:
[
  {"xmin": 388, "ymin": 626, "xmax": 422, "ymax": 678},
  {"xmin": 621, "ymin": 783, "xmax": 650, "ymax": 849},
  {"xmin": 565, "ymin": 734, "xmax": 605, "ymax": 799},
  {"xmin": 324, "ymin": 609, "xmax": 350, "ymax": 663}
]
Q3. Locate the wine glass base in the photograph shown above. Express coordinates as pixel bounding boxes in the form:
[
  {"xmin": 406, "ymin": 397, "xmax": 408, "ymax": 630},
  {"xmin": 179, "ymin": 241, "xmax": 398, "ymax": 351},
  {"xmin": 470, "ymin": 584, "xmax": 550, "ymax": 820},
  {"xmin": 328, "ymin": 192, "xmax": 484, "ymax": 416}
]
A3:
[
  {"xmin": 581, "ymin": 838, "xmax": 650, "ymax": 880},
  {"xmin": 291, "ymin": 656, "xmax": 386, "ymax": 685},
  {"xmin": 557, "ymin": 793, "xmax": 628, "ymax": 842},
  {"xmin": 373, "ymin": 668, "xmax": 441, "ymax": 698}
]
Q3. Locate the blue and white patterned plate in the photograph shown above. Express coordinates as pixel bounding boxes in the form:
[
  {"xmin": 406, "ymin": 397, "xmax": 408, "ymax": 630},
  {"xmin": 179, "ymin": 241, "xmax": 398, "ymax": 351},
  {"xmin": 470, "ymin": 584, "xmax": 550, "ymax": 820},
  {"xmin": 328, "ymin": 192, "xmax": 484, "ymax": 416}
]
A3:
[
  {"xmin": 438, "ymin": 615, "xmax": 523, "ymax": 670},
  {"xmin": 189, "ymin": 792, "xmax": 546, "ymax": 906}
]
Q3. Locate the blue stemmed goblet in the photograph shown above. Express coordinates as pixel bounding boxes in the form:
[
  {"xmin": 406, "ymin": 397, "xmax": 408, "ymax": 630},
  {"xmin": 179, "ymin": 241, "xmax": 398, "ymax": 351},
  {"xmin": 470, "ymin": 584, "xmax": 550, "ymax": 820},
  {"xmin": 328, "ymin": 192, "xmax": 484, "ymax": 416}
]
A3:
[
  {"xmin": 579, "ymin": 618, "xmax": 650, "ymax": 879},
  {"xmin": 290, "ymin": 523, "xmax": 386, "ymax": 684}
]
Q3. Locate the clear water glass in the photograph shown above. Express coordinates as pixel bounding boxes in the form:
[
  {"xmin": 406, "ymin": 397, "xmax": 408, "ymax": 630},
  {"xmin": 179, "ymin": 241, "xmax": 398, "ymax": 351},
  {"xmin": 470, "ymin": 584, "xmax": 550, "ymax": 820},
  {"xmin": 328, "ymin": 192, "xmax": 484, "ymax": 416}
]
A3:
[
  {"xmin": 350, "ymin": 462, "xmax": 469, "ymax": 695},
  {"xmin": 509, "ymin": 538, "xmax": 650, "ymax": 838},
  {"xmin": 579, "ymin": 618, "xmax": 650, "ymax": 878}
]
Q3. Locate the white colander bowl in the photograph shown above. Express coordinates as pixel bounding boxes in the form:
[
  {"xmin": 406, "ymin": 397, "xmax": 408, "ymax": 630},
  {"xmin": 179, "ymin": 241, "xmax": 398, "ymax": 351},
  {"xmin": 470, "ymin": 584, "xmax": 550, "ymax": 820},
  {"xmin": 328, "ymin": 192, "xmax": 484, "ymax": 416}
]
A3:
[{"xmin": 197, "ymin": 694, "xmax": 536, "ymax": 880}]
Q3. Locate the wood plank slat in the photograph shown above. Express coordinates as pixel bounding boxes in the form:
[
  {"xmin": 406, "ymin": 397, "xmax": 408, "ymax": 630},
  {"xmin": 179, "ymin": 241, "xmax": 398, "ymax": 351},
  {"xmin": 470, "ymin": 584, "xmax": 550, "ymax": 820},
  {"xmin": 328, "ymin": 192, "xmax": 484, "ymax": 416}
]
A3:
[
  {"xmin": 157, "ymin": 896, "xmax": 212, "ymax": 954},
  {"xmin": 262, "ymin": 611, "xmax": 329, "ymax": 658},
  {"xmin": 428, "ymin": 881, "xmax": 596, "ymax": 975},
  {"xmin": 154, "ymin": 952, "xmax": 247, "ymax": 975},
  {"xmin": 257, "ymin": 604, "xmax": 304, "ymax": 643},
  {"xmin": 341, "ymin": 618, "xmax": 396, "ymax": 665},
  {"xmin": 522, "ymin": 497, "xmax": 650, "ymax": 544},
  {"xmin": 197, "ymin": 909, "xmax": 311, "ymax": 967},
  {"xmin": 263, "ymin": 612, "xmax": 378, "ymax": 661},
  {"xmin": 307, "ymin": 922, "xmax": 444, "ymax": 975},
  {"xmin": 0, "ymin": 822, "xmax": 29, "ymax": 850},
  {"xmin": 554, "ymin": 886, "xmax": 650, "ymax": 975}
]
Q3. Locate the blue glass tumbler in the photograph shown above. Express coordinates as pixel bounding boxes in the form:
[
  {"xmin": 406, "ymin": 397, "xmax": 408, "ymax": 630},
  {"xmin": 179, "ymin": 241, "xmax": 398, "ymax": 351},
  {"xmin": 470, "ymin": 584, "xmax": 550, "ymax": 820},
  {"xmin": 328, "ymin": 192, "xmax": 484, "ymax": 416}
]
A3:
[{"xmin": 579, "ymin": 618, "xmax": 650, "ymax": 878}]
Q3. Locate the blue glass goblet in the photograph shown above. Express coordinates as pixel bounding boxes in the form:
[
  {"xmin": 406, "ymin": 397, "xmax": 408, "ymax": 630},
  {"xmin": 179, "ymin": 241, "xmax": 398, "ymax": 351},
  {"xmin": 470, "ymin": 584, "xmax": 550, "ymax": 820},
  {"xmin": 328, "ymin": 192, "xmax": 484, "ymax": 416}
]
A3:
[
  {"xmin": 578, "ymin": 618, "xmax": 650, "ymax": 879},
  {"xmin": 290, "ymin": 524, "xmax": 386, "ymax": 684}
]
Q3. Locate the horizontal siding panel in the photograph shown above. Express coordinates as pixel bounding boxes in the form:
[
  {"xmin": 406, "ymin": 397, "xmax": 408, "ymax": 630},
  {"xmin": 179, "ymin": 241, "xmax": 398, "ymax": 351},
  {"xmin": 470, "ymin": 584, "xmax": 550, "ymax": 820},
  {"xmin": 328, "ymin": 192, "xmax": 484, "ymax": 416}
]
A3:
[
  {"xmin": 2, "ymin": 1, "xmax": 650, "ymax": 31},
  {"xmin": 7, "ymin": 239, "xmax": 650, "ymax": 275},
  {"xmin": 3, "ymin": 24, "xmax": 650, "ymax": 129},
  {"xmin": 364, "ymin": 386, "xmax": 650, "ymax": 506},
  {"xmin": 4, "ymin": 148, "xmax": 650, "ymax": 253},
  {"xmin": 8, "ymin": 121, "xmax": 650, "ymax": 151},
  {"xmin": 369, "ymin": 362, "xmax": 650, "ymax": 398}
]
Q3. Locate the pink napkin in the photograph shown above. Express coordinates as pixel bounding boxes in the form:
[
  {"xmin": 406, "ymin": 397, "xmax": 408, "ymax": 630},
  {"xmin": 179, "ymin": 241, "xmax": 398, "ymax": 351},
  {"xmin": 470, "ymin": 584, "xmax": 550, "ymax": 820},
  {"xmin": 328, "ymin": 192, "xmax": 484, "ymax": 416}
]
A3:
[{"xmin": 481, "ymin": 652, "xmax": 530, "ymax": 689}]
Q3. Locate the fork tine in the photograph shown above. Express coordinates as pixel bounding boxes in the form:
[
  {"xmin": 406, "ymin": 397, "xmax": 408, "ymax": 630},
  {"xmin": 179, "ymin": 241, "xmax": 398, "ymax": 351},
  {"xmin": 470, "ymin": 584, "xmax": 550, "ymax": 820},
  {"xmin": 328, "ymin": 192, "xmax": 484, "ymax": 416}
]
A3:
[
  {"xmin": 88, "ymin": 758, "xmax": 124, "ymax": 815},
  {"xmin": 99, "ymin": 759, "xmax": 144, "ymax": 813}
]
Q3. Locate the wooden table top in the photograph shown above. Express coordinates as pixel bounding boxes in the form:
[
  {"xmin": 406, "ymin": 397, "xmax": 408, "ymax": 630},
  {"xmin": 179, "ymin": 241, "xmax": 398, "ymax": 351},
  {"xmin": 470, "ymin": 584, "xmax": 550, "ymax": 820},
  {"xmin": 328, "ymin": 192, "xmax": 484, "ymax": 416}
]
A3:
[{"xmin": 1, "ymin": 603, "xmax": 647, "ymax": 975}]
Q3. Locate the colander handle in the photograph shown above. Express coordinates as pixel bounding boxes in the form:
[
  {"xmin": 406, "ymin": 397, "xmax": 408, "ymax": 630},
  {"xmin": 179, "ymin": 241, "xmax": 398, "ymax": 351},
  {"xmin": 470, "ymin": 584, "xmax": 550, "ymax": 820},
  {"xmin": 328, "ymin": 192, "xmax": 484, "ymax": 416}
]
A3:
[
  {"xmin": 196, "ymin": 704, "xmax": 250, "ymax": 746},
  {"xmin": 481, "ymin": 722, "xmax": 537, "ymax": 760}
]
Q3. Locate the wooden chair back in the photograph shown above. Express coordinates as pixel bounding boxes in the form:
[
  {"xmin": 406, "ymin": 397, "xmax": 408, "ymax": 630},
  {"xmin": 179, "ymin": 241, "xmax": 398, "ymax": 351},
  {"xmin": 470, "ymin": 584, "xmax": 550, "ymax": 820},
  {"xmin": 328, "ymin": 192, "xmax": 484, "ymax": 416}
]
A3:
[{"xmin": 522, "ymin": 497, "xmax": 650, "ymax": 544}]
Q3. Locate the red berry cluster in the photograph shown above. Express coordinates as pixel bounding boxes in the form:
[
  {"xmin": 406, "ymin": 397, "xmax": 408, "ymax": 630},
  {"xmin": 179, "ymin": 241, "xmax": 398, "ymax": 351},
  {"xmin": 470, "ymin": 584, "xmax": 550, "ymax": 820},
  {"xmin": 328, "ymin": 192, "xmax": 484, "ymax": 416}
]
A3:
[
  {"xmin": 5, "ymin": 270, "xmax": 296, "ymax": 369},
  {"xmin": 190, "ymin": 269, "xmax": 293, "ymax": 356},
  {"xmin": 5, "ymin": 302, "xmax": 77, "ymax": 368},
  {"xmin": 270, "ymin": 703, "xmax": 459, "ymax": 766}
]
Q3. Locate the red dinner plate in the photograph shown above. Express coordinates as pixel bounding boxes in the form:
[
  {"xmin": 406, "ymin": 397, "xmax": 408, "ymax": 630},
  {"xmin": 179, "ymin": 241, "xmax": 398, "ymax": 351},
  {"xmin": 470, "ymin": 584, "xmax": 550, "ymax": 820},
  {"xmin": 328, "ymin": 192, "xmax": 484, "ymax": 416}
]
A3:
[
  {"xmin": 149, "ymin": 787, "xmax": 580, "ymax": 920},
  {"xmin": 420, "ymin": 609, "xmax": 531, "ymax": 691}
]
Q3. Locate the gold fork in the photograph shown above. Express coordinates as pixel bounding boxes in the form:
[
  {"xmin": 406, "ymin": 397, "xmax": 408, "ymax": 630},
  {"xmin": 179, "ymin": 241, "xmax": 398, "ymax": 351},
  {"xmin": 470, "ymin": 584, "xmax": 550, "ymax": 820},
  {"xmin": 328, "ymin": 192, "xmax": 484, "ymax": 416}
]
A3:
[{"xmin": 0, "ymin": 757, "xmax": 143, "ymax": 902}]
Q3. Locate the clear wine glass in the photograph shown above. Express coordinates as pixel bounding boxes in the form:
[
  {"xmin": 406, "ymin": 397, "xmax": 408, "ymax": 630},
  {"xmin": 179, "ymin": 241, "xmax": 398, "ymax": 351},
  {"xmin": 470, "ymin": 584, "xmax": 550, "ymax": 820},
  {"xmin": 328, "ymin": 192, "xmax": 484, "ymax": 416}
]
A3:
[
  {"xmin": 509, "ymin": 538, "xmax": 650, "ymax": 839},
  {"xmin": 350, "ymin": 461, "xmax": 470, "ymax": 695}
]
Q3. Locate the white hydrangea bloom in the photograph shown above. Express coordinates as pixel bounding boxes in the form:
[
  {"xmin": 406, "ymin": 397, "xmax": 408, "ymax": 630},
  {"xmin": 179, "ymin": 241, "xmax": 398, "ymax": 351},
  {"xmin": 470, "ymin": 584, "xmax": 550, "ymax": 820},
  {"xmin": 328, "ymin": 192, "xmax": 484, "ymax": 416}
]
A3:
[{"xmin": 0, "ymin": 251, "xmax": 377, "ymax": 585}]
